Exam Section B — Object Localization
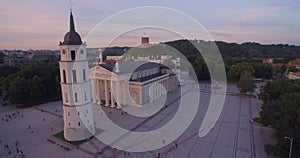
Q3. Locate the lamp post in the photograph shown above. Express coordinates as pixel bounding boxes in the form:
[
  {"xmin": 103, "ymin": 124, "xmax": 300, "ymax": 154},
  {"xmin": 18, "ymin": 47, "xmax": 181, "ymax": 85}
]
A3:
[{"xmin": 284, "ymin": 136, "xmax": 293, "ymax": 158}]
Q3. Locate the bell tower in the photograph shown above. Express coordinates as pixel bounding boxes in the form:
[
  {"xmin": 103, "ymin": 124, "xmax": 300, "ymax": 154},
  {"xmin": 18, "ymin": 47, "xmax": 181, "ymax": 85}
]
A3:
[{"xmin": 59, "ymin": 9, "xmax": 95, "ymax": 141}]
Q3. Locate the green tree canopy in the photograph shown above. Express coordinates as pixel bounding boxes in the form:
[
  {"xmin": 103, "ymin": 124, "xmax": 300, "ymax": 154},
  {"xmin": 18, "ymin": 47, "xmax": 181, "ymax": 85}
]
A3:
[
  {"xmin": 259, "ymin": 78, "xmax": 300, "ymax": 157},
  {"xmin": 237, "ymin": 71, "xmax": 255, "ymax": 93},
  {"xmin": 1, "ymin": 62, "xmax": 60, "ymax": 106}
]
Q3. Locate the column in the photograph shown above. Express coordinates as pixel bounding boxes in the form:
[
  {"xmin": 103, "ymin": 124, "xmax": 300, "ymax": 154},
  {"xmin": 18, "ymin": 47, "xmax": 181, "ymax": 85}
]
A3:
[
  {"xmin": 95, "ymin": 79, "xmax": 99, "ymax": 103},
  {"xmin": 110, "ymin": 81, "xmax": 116, "ymax": 108},
  {"xmin": 97, "ymin": 80, "xmax": 101, "ymax": 105},
  {"xmin": 92, "ymin": 79, "xmax": 96, "ymax": 103},
  {"xmin": 105, "ymin": 80, "xmax": 109, "ymax": 106},
  {"xmin": 116, "ymin": 80, "xmax": 121, "ymax": 109},
  {"xmin": 98, "ymin": 80, "xmax": 101, "ymax": 105},
  {"xmin": 124, "ymin": 81, "xmax": 129, "ymax": 106}
]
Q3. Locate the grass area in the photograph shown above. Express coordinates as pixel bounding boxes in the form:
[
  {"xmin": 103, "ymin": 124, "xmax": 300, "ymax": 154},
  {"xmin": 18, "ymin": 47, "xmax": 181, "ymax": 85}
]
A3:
[
  {"xmin": 253, "ymin": 117, "xmax": 263, "ymax": 125},
  {"xmin": 53, "ymin": 131, "xmax": 86, "ymax": 146},
  {"xmin": 53, "ymin": 128, "xmax": 104, "ymax": 146}
]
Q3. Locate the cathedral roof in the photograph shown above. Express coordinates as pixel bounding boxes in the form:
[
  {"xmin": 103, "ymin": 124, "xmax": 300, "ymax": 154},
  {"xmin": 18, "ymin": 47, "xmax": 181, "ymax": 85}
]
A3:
[
  {"xmin": 60, "ymin": 11, "xmax": 82, "ymax": 45},
  {"xmin": 100, "ymin": 61, "xmax": 161, "ymax": 75}
]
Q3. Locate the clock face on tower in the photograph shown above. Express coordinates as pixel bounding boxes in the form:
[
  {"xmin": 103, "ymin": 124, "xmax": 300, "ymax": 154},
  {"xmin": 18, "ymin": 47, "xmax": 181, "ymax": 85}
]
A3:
[{"xmin": 62, "ymin": 49, "xmax": 66, "ymax": 55}]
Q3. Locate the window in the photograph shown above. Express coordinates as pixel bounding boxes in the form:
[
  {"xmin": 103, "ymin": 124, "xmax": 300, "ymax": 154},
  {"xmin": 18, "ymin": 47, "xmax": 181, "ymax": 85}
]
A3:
[
  {"xmin": 72, "ymin": 70, "xmax": 77, "ymax": 83},
  {"xmin": 65, "ymin": 92, "xmax": 68, "ymax": 102},
  {"xmin": 68, "ymin": 111, "xmax": 70, "ymax": 116},
  {"xmin": 83, "ymin": 69, "xmax": 86, "ymax": 81},
  {"xmin": 74, "ymin": 92, "xmax": 78, "ymax": 103},
  {"xmin": 86, "ymin": 109, "xmax": 88, "ymax": 113},
  {"xmin": 68, "ymin": 123, "xmax": 71, "ymax": 126},
  {"xmin": 78, "ymin": 111, "xmax": 80, "ymax": 116},
  {"xmin": 78, "ymin": 122, "xmax": 80, "ymax": 126},
  {"xmin": 84, "ymin": 91, "xmax": 87, "ymax": 101},
  {"xmin": 62, "ymin": 70, "xmax": 66, "ymax": 83},
  {"xmin": 71, "ymin": 50, "xmax": 76, "ymax": 60}
]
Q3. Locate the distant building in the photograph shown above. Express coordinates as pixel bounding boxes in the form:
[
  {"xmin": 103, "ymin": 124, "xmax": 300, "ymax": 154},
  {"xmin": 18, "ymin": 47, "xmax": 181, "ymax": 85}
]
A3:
[
  {"xmin": 288, "ymin": 72, "xmax": 300, "ymax": 80},
  {"xmin": 141, "ymin": 36, "xmax": 149, "ymax": 45},
  {"xmin": 257, "ymin": 58, "xmax": 273, "ymax": 64},
  {"xmin": 288, "ymin": 59, "xmax": 300, "ymax": 70},
  {"xmin": 1, "ymin": 49, "xmax": 57, "ymax": 66}
]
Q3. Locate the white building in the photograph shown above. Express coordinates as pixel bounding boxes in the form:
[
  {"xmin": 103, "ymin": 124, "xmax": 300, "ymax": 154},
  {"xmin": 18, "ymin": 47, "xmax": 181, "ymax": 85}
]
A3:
[
  {"xmin": 90, "ymin": 61, "xmax": 179, "ymax": 107},
  {"xmin": 59, "ymin": 10, "xmax": 95, "ymax": 141},
  {"xmin": 59, "ymin": 10, "xmax": 179, "ymax": 141}
]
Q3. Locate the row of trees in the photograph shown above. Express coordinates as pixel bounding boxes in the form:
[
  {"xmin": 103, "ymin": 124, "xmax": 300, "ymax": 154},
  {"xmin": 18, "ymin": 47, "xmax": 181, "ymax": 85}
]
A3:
[
  {"xmin": 259, "ymin": 78, "xmax": 300, "ymax": 157},
  {"xmin": 0, "ymin": 62, "xmax": 60, "ymax": 106},
  {"xmin": 165, "ymin": 39, "xmax": 300, "ymax": 59}
]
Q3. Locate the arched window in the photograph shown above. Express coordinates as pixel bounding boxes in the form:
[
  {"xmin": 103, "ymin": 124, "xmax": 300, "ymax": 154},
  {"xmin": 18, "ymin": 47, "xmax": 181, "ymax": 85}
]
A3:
[
  {"xmin": 71, "ymin": 50, "xmax": 76, "ymax": 60},
  {"xmin": 64, "ymin": 92, "xmax": 68, "ymax": 102},
  {"xmin": 78, "ymin": 122, "xmax": 80, "ymax": 126},
  {"xmin": 62, "ymin": 70, "xmax": 66, "ymax": 83},
  {"xmin": 74, "ymin": 92, "xmax": 78, "ymax": 103},
  {"xmin": 83, "ymin": 69, "xmax": 86, "ymax": 81},
  {"xmin": 84, "ymin": 91, "xmax": 87, "ymax": 101},
  {"xmin": 67, "ymin": 111, "xmax": 70, "ymax": 116},
  {"xmin": 72, "ymin": 70, "xmax": 77, "ymax": 83}
]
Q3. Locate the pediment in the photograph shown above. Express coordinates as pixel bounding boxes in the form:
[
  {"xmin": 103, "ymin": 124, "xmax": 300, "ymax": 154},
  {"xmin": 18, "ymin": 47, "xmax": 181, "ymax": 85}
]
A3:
[{"xmin": 90, "ymin": 66, "xmax": 113, "ymax": 79}]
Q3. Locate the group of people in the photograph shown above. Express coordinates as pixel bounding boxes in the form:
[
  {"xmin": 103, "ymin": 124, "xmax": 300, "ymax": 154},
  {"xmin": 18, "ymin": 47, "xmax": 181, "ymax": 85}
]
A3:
[
  {"xmin": 1, "ymin": 111, "xmax": 23, "ymax": 122},
  {"xmin": 2, "ymin": 140, "xmax": 26, "ymax": 157}
]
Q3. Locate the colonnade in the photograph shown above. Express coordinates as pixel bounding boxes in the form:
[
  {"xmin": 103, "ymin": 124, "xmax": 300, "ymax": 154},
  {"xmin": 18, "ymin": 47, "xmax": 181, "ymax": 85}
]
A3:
[{"xmin": 91, "ymin": 79, "xmax": 123, "ymax": 109}]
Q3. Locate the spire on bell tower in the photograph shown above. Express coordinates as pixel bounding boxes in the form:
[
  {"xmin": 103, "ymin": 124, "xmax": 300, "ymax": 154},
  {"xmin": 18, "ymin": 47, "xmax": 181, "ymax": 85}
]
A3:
[
  {"xmin": 69, "ymin": 0, "xmax": 75, "ymax": 31},
  {"xmin": 60, "ymin": 1, "xmax": 82, "ymax": 46}
]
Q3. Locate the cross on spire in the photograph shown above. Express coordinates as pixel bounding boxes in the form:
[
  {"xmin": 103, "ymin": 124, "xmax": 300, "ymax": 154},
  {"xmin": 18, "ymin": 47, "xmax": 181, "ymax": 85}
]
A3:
[
  {"xmin": 68, "ymin": 0, "xmax": 75, "ymax": 31},
  {"xmin": 68, "ymin": 0, "xmax": 74, "ymax": 13}
]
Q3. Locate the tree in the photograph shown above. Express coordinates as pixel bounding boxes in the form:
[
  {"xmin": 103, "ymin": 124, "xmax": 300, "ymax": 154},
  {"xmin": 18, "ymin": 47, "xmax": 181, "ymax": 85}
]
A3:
[
  {"xmin": 237, "ymin": 71, "xmax": 255, "ymax": 93},
  {"xmin": 253, "ymin": 63, "xmax": 273, "ymax": 79},
  {"xmin": 3, "ymin": 76, "xmax": 29, "ymax": 104},
  {"xmin": 0, "ymin": 65, "xmax": 19, "ymax": 77},
  {"xmin": 1, "ymin": 62, "xmax": 60, "ymax": 106},
  {"xmin": 227, "ymin": 62, "xmax": 255, "ymax": 81},
  {"xmin": 259, "ymin": 78, "xmax": 300, "ymax": 157},
  {"xmin": 192, "ymin": 56, "xmax": 210, "ymax": 80},
  {"xmin": 28, "ymin": 76, "xmax": 46, "ymax": 105}
]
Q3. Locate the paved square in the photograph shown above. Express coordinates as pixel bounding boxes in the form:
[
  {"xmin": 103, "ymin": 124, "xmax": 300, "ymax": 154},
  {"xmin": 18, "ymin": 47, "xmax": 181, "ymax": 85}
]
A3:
[{"xmin": 0, "ymin": 83, "xmax": 274, "ymax": 158}]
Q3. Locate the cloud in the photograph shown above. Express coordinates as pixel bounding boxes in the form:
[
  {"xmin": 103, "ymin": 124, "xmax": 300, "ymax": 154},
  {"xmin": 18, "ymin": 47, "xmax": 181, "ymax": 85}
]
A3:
[{"xmin": 226, "ymin": 6, "xmax": 286, "ymax": 26}]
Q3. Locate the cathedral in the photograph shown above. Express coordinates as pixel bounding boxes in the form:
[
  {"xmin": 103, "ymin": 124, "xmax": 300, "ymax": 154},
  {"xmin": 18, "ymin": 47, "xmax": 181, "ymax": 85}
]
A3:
[{"xmin": 59, "ymin": 10, "xmax": 180, "ymax": 141}]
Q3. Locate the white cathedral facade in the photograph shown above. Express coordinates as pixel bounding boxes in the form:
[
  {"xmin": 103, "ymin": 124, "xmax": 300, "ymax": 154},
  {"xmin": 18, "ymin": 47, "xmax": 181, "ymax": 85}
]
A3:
[{"xmin": 59, "ymin": 10, "xmax": 180, "ymax": 141}]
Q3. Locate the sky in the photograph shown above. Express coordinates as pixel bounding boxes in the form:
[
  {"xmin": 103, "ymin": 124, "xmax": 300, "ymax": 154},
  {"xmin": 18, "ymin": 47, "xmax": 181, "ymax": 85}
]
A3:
[{"xmin": 0, "ymin": 0, "xmax": 300, "ymax": 49}]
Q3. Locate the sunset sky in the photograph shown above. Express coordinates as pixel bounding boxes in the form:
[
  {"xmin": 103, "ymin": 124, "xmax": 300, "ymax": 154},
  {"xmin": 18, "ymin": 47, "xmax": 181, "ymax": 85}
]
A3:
[{"xmin": 0, "ymin": 0, "xmax": 299, "ymax": 49}]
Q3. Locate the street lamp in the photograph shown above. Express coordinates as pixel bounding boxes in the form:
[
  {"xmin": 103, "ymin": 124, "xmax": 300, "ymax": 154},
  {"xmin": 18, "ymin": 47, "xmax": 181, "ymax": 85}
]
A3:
[{"xmin": 284, "ymin": 136, "xmax": 293, "ymax": 158}]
